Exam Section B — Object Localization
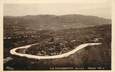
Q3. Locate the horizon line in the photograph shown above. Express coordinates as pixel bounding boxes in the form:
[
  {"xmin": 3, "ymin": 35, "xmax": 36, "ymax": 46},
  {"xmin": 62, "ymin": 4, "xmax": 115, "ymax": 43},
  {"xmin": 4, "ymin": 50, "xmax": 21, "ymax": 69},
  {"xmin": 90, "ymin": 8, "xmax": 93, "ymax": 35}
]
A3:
[{"xmin": 3, "ymin": 14, "xmax": 111, "ymax": 19}]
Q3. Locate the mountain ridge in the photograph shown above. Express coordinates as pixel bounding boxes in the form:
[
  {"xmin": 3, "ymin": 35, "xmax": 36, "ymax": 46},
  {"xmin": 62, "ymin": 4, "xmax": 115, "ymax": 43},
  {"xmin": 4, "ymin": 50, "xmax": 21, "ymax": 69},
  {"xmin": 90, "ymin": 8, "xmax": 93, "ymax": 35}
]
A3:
[{"xmin": 4, "ymin": 14, "xmax": 111, "ymax": 31}]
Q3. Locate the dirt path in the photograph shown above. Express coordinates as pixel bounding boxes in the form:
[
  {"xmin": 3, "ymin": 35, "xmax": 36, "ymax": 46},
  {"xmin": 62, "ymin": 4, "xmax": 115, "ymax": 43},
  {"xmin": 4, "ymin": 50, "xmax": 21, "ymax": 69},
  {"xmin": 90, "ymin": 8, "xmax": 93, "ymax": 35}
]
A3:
[{"xmin": 10, "ymin": 43, "xmax": 102, "ymax": 60}]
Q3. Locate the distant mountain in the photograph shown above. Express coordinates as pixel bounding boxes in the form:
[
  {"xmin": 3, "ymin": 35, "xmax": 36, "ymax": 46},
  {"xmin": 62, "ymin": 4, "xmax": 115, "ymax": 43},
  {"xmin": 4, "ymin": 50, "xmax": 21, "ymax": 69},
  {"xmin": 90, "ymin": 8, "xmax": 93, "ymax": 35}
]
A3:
[{"xmin": 4, "ymin": 14, "xmax": 111, "ymax": 31}]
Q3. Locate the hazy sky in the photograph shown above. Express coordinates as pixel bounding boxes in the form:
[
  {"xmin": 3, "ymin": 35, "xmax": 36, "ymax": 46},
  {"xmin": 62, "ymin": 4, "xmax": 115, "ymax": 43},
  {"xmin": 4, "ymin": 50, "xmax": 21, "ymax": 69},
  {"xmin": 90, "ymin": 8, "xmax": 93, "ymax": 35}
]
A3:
[{"xmin": 4, "ymin": 0, "xmax": 111, "ymax": 19}]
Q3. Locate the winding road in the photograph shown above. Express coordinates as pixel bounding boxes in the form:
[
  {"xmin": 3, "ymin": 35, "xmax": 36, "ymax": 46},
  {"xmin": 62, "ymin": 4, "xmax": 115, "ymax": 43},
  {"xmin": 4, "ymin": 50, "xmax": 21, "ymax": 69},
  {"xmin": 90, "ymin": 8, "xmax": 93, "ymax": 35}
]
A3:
[{"xmin": 10, "ymin": 43, "xmax": 102, "ymax": 60}]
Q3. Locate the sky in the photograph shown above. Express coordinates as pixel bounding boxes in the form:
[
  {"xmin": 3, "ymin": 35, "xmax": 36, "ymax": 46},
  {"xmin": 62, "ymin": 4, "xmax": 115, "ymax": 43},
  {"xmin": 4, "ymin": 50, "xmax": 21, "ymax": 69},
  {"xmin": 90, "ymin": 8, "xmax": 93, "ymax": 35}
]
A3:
[{"xmin": 4, "ymin": 0, "xmax": 111, "ymax": 19}]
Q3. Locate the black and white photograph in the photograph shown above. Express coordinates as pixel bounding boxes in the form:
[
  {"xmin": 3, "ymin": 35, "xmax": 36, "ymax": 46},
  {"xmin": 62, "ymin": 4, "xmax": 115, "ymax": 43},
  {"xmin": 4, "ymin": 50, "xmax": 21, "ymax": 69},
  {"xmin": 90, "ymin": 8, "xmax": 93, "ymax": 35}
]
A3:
[{"xmin": 3, "ymin": 0, "xmax": 111, "ymax": 71}]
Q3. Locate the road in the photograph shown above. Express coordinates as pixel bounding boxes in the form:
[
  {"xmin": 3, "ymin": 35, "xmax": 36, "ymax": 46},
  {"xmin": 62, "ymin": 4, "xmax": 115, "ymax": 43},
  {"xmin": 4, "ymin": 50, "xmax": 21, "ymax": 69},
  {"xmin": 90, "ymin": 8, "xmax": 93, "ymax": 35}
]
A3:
[{"xmin": 10, "ymin": 43, "xmax": 102, "ymax": 60}]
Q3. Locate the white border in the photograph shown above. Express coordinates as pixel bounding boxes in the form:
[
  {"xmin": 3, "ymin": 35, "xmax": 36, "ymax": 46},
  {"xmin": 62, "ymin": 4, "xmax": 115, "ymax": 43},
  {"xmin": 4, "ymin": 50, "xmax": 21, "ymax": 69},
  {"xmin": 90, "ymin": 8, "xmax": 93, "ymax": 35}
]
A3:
[{"xmin": 0, "ymin": 0, "xmax": 113, "ymax": 72}]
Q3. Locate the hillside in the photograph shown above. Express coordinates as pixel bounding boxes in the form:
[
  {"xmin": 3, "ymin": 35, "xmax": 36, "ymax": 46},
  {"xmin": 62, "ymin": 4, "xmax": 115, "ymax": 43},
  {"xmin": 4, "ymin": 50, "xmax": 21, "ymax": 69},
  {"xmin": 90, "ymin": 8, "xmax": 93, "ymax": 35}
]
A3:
[
  {"xmin": 4, "ymin": 24, "xmax": 111, "ymax": 70},
  {"xmin": 25, "ymin": 24, "xmax": 111, "ymax": 56},
  {"xmin": 4, "ymin": 14, "xmax": 111, "ymax": 31},
  {"xmin": 4, "ymin": 14, "xmax": 111, "ymax": 70}
]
